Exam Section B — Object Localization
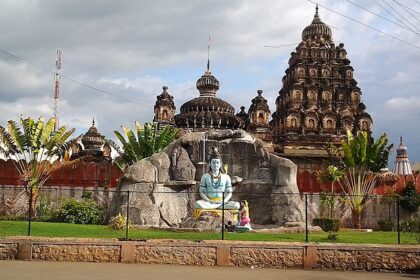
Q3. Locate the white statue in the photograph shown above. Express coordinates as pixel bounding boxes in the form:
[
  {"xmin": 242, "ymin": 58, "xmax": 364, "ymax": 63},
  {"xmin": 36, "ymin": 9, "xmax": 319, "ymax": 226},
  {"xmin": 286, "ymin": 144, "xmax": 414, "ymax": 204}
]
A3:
[{"xmin": 195, "ymin": 147, "xmax": 240, "ymax": 210}]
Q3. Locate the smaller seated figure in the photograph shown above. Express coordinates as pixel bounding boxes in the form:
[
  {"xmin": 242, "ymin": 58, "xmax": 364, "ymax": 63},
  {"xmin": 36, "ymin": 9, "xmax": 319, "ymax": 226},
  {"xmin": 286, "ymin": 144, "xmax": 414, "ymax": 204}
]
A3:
[
  {"xmin": 195, "ymin": 147, "xmax": 240, "ymax": 211},
  {"xmin": 236, "ymin": 200, "xmax": 252, "ymax": 231}
]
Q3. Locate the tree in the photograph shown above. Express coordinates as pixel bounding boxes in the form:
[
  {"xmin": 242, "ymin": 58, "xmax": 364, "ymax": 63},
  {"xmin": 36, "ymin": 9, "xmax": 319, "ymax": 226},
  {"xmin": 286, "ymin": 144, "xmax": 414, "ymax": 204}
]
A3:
[
  {"xmin": 315, "ymin": 165, "xmax": 345, "ymax": 218},
  {"xmin": 327, "ymin": 130, "xmax": 393, "ymax": 228},
  {"xmin": 0, "ymin": 116, "xmax": 76, "ymax": 216},
  {"xmin": 110, "ymin": 122, "xmax": 178, "ymax": 171},
  {"xmin": 400, "ymin": 181, "xmax": 420, "ymax": 213}
]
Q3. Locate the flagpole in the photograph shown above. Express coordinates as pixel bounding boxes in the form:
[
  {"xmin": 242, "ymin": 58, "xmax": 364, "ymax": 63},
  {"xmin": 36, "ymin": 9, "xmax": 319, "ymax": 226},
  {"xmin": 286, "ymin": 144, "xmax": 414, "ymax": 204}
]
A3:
[{"xmin": 207, "ymin": 35, "xmax": 210, "ymax": 71}]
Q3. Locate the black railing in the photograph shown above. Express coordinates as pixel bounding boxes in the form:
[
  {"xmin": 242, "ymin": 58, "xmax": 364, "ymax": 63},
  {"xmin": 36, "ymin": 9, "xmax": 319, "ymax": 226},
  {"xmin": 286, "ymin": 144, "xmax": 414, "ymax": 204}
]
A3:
[{"xmin": 0, "ymin": 186, "xmax": 406, "ymax": 244}]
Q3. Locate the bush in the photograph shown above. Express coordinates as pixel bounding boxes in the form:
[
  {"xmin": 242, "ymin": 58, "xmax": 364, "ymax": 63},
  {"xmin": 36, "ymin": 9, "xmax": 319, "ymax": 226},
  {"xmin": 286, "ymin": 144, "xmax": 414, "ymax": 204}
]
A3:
[
  {"xmin": 402, "ymin": 217, "xmax": 420, "ymax": 244},
  {"xmin": 327, "ymin": 232, "xmax": 338, "ymax": 241},
  {"xmin": 57, "ymin": 198, "xmax": 104, "ymax": 224},
  {"xmin": 313, "ymin": 218, "xmax": 340, "ymax": 232},
  {"xmin": 377, "ymin": 218, "xmax": 394, "ymax": 231},
  {"xmin": 36, "ymin": 193, "xmax": 60, "ymax": 222},
  {"xmin": 108, "ymin": 214, "xmax": 130, "ymax": 230},
  {"xmin": 399, "ymin": 182, "xmax": 420, "ymax": 213}
]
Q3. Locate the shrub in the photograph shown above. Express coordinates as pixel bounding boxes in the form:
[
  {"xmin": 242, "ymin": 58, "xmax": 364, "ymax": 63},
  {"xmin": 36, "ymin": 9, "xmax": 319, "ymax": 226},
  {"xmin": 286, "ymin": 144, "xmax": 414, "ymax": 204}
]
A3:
[
  {"xmin": 57, "ymin": 198, "xmax": 104, "ymax": 224},
  {"xmin": 399, "ymin": 182, "xmax": 420, "ymax": 213},
  {"xmin": 327, "ymin": 232, "xmax": 338, "ymax": 241},
  {"xmin": 402, "ymin": 217, "xmax": 420, "ymax": 244},
  {"xmin": 377, "ymin": 218, "xmax": 394, "ymax": 231},
  {"xmin": 108, "ymin": 214, "xmax": 130, "ymax": 230},
  {"xmin": 36, "ymin": 193, "xmax": 60, "ymax": 221},
  {"xmin": 313, "ymin": 218, "xmax": 340, "ymax": 232}
]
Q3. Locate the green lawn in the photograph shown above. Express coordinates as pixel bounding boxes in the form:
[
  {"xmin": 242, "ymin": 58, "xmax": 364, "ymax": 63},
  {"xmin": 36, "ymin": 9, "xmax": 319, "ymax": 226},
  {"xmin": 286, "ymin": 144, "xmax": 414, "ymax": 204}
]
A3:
[{"xmin": 0, "ymin": 221, "xmax": 417, "ymax": 244}]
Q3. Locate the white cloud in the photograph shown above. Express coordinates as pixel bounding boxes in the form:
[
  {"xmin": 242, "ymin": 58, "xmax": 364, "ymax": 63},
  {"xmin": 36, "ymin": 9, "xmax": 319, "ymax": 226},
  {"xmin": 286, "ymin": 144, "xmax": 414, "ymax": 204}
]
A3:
[{"xmin": 0, "ymin": 0, "xmax": 419, "ymax": 162}]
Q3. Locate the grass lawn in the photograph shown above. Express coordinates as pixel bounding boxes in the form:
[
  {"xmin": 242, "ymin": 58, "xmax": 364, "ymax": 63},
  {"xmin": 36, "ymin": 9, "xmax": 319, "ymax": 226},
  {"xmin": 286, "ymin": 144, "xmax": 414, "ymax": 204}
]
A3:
[{"xmin": 0, "ymin": 221, "xmax": 417, "ymax": 244}]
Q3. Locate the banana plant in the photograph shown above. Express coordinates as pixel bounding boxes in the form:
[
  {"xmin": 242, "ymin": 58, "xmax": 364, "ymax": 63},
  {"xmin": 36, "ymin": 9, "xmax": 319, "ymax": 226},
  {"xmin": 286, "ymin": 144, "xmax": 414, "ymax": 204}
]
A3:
[
  {"xmin": 326, "ymin": 130, "xmax": 393, "ymax": 228},
  {"xmin": 0, "ymin": 116, "xmax": 77, "ymax": 215},
  {"xmin": 109, "ymin": 122, "xmax": 178, "ymax": 171}
]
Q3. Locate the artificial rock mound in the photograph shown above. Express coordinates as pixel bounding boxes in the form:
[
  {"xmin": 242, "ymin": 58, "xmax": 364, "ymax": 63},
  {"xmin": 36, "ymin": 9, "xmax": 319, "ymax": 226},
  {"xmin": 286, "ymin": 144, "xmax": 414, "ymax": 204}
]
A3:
[{"xmin": 112, "ymin": 130, "xmax": 305, "ymax": 227}]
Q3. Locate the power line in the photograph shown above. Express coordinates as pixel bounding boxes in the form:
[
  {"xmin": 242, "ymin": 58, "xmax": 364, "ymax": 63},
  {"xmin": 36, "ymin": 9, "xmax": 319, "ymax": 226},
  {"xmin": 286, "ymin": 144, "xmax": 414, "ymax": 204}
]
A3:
[
  {"xmin": 0, "ymin": 48, "xmax": 153, "ymax": 109},
  {"xmin": 392, "ymin": 0, "xmax": 420, "ymax": 21},
  {"xmin": 343, "ymin": 0, "xmax": 420, "ymax": 36},
  {"xmin": 381, "ymin": 0, "xmax": 420, "ymax": 32},
  {"xmin": 60, "ymin": 74, "xmax": 153, "ymax": 109},
  {"xmin": 372, "ymin": 0, "xmax": 415, "ymax": 32},
  {"xmin": 305, "ymin": 0, "xmax": 420, "ymax": 50}
]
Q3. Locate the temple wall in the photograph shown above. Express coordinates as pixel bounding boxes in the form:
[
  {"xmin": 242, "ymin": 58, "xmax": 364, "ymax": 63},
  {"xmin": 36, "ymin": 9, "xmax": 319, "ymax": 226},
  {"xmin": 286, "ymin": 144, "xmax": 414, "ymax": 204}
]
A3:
[{"xmin": 1, "ymin": 238, "xmax": 419, "ymax": 272}]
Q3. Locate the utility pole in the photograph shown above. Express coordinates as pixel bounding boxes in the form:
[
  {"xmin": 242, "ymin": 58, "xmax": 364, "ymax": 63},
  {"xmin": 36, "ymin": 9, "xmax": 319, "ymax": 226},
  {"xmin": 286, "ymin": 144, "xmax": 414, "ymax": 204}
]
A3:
[{"xmin": 53, "ymin": 50, "xmax": 63, "ymax": 131}]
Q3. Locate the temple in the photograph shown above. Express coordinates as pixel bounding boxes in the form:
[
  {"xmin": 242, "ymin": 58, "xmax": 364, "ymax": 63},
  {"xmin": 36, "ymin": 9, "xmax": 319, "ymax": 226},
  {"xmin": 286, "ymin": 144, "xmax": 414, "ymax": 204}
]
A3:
[
  {"xmin": 270, "ymin": 6, "xmax": 372, "ymax": 170},
  {"xmin": 152, "ymin": 6, "xmax": 373, "ymax": 173}
]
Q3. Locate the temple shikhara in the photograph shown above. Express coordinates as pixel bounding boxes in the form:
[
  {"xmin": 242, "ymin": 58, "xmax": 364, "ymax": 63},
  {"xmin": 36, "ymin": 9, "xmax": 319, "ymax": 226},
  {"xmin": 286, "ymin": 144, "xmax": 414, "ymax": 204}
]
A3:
[
  {"xmin": 271, "ymin": 6, "xmax": 372, "ymax": 171},
  {"xmin": 153, "ymin": 6, "xmax": 373, "ymax": 174}
]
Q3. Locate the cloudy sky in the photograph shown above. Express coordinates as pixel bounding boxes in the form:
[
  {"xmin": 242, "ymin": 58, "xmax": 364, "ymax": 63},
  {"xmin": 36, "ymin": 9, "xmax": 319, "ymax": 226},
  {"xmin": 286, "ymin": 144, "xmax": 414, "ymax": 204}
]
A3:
[{"xmin": 0, "ymin": 0, "xmax": 419, "ymax": 165}]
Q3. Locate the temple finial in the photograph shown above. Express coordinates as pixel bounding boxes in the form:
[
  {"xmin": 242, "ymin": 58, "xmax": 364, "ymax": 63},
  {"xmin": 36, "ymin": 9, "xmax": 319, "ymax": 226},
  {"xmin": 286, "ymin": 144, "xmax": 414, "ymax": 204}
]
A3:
[
  {"xmin": 400, "ymin": 136, "xmax": 403, "ymax": 144},
  {"xmin": 315, "ymin": 4, "xmax": 319, "ymax": 16},
  {"xmin": 92, "ymin": 118, "xmax": 95, "ymax": 127}
]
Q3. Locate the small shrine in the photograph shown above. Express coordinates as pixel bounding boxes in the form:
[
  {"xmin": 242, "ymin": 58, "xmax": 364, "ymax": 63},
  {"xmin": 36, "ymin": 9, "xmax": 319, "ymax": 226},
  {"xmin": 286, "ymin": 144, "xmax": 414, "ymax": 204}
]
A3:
[
  {"xmin": 70, "ymin": 119, "xmax": 111, "ymax": 162},
  {"xmin": 393, "ymin": 136, "xmax": 412, "ymax": 175},
  {"xmin": 153, "ymin": 86, "xmax": 176, "ymax": 129},
  {"xmin": 245, "ymin": 90, "xmax": 272, "ymax": 142}
]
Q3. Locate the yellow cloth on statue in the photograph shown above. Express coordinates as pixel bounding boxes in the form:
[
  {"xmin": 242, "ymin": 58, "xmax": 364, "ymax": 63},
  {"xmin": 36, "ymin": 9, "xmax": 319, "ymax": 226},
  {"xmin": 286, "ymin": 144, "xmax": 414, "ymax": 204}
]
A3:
[{"xmin": 208, "ymin": 197, "xmax": 223, "ymax": 202}]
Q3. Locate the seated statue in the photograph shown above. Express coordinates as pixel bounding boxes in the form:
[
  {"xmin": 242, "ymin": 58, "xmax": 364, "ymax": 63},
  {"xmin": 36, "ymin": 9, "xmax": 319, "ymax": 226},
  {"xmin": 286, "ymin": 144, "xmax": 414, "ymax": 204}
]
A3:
[
  {"xmin": 236, "ymin": 200, "xmax": 252, "ymax": 231},
  {"xmin": 195, "ymin": 147, "xmax": 240, "ymax": 210}
]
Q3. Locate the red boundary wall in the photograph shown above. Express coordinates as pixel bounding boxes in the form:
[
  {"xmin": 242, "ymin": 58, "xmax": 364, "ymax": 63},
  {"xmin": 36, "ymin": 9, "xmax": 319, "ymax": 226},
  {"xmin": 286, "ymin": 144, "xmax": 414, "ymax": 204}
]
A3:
[
  {"xmin": 0, "ymin": 159, "xmax": 123, "ymax": 188},
  {"xmin": 297, "ymin": 170, "xmax": 420, "ymax": 194},
  {"xmin": 1, "ymin": 159, "xmax": 419, "ymax": 193}
]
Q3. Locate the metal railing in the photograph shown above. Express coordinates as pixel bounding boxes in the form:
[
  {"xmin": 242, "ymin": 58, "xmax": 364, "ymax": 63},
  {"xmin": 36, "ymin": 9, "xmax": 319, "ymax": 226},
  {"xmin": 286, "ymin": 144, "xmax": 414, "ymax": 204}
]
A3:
[{"xmin": 0, "ymin": 186, "xmax": 407, "ymax": 244}]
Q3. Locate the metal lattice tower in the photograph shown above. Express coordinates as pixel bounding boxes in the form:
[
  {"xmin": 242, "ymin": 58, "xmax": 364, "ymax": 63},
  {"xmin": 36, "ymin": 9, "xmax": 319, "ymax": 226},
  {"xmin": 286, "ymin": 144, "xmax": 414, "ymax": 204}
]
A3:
[{"xmin": 53, "ymin": 49, "xmax": 63, "ymax": 131}]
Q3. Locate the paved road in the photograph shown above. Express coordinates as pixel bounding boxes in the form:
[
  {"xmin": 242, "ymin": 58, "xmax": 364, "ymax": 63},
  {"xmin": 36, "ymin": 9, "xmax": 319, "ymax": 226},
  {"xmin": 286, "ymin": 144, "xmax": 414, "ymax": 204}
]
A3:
[{"xmin": 0, "ymin": 261, "xmax": 417, "ymax": 280}]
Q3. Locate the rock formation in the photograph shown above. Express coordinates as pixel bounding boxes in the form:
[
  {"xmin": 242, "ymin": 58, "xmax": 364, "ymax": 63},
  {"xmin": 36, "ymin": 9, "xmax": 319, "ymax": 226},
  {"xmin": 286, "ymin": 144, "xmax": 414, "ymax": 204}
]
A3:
[{"xmin": 112, "ymin": 129, "xmax": 305, "ymax": 227}]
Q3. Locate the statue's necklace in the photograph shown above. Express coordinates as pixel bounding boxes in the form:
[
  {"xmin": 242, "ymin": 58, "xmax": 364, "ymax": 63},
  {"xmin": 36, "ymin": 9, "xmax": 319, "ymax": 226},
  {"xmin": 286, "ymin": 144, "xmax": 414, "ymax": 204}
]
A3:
[{"xmin": 210, "ymin": 171, "xmax": 222, "ymax": 188}]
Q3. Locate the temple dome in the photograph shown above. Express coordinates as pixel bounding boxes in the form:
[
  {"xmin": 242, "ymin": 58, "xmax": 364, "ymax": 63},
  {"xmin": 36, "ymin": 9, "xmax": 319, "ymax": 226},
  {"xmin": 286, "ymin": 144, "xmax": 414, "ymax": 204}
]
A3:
[
  {"xmin": 393, "ymin": 136, "xmax": 412, "ymax": 175},
  {"xmin": 236, "ymin": 106, "xmax": 249, "ymax": 120},
  {"xmin": 249, "ymin": 90, "xmax": 270, "ymax": 112},
  {"xmin": 302, "ymin": 6, "xmax": 332, "ymax": 41},
  {"xmin": 175, "ymin": 69, "xmax": 243, "ymax": 130},
  {"xmin": 196, "ymin": 70, "xmax": 220, "ymax": 96},
  {"xmin": 154, "ymin": 86, "xmax": 175, "ymax": 109},
  {"xmin": 396, "ymin": 136, "xmax": 409, "ymax": 159},
  {"xmin": 81, "ymin": 120, "xmax": 105, "ymax": 151}
]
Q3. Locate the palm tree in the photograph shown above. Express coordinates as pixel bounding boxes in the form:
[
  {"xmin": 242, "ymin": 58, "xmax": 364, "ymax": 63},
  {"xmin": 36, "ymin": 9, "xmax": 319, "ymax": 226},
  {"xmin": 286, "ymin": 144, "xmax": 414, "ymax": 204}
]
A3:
[
  {"xmin": 0, "ymin": 116, "xmax": 76, "ymax": 216},
  {"xmin": 315, "ymin": 165, "xmax": 345, "ymax": 218},
  {"xmin": 110, "ymin": 122, "xmax": 178, "ymax": 171},
  {"xmin": 327, "ymin": 130, "xmax": 393, "ymax": 228}
]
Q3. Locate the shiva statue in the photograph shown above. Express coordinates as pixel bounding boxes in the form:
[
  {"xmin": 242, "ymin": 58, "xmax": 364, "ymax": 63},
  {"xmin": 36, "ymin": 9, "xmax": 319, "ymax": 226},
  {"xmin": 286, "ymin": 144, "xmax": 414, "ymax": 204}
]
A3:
[{"xmin": 194, "ymin": 146, "xmax": 240, "ymax": 210}]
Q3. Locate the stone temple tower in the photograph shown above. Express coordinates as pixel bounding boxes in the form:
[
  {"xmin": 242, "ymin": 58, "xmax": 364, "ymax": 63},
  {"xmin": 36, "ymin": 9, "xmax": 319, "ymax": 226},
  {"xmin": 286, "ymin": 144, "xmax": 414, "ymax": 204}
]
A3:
[
  {"xmin": 153, "ymin": 86, "xmax": 176, "ymax": 128},
  {"xmin": 271, "ymin": 5, "xmax": 372, "ymax": 171}
]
